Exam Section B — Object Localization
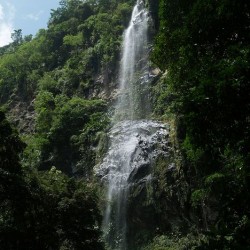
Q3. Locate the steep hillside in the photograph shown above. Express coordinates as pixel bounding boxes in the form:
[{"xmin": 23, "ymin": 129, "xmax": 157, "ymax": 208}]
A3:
[
  {"xmin": 0, "ymin": 0, "xmax": 135, "ymax": 249},
  {"xmin": 147, "ymin": 0, "xmax": 250, "ymax": 249},
  {"xmin": 0, "ymin": 0, "xmax": 135, "ymax": 176},
  {"xmin": 0, "ymin": 0, "xmax": 249, "ymax": 249}
]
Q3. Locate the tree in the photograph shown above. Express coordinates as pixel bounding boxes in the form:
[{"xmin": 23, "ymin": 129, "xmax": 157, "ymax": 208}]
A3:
[{"xmin": 11, "ymin": 29, "xmax": 23, "ymax": 45}]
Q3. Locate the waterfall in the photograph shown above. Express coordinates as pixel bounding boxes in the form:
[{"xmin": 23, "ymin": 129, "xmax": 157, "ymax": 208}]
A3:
[
  {"xmin": 114, "ymin": 0, "xmax": 151, "ymax": 122},
  {"xmin": 95, "ymin": 1, "xmax": 169, "ymax": 249}
]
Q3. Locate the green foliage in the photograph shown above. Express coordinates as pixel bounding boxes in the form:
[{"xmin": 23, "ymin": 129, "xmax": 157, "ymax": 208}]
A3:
[
  {"xmin": 0, "ymin": 110, "xmax": 25, "ymax": 169},
  {"xmin": 152, "ymin": 0, "xmax": 250, "ymax": 248},
  {"xmin": 0, "ymin": 165, "xmax": 104, "ymax": 249},
  {"xmin": 33, "ymin": 167, "xmax": 104, "ymax": 250},
  {"xmin": 0, "ymin": 110, "xmax": 28, "ymax": 246},
  {"xmin": 0, "ymin": 0, "xmax": 127, "ymax": 179},
  {"xmin": 0, "ymin": 2, "xmax": 128, "ymax": 246},
  {"xmin": 0, "ymin": 110, "xmax": 104, "ymax": 249},
  {"xmin": 1, "ymin": 0, "xmax": 249, "ymax": 248},
  {"xmin": 35, "ymin": 91, "xmax": 56, "ymax": 133},
  {"xmin": 191, "ymin": 189, "xmax": 207, "ymax": 207},
  {"xmin": 34, "ymin": 94, "xmax": 109, "ymax": 175},
  {"xmin": 141, "ymin": 234, "xmax": 208, "ymax": 250},
  {"xmin": 63, "ymin": 33, "xmax": 83, "ymax": 47},
  {"xmin": 22, "ymin": 135, "xmax": 50, "ymax": 168},
  {"xmin": 37, "ymin": 72, "xmax": 59, "ymax": 93},
  {"xmin": 0, "ymin": 0, "xmax": 134, "ymax": 108},
  {"xmin": 0, "ymin": 35, "xmax": 46, "ymax": 102}
]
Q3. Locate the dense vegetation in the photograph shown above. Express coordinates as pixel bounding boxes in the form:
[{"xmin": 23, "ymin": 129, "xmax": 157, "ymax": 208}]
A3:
[
  {"xmin": 0, "ymin": 0, "xmax": 134, "ymax": 175},
  {"xmin": 0, "ymin": 0, "xmax": 134, "ymax": 249},
  {"xmin": 0, "ymin": 0, "xmax": 249, "ymax": 249},
  {"xmin": 0, "ymin": 110, "xmax": 103, "ymax": 249},
  {"xmin": 150, "ymin": 0, "xmax": 250, "ymax": 249}
]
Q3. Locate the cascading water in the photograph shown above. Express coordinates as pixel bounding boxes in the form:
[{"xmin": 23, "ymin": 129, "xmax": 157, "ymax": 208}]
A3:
[
  {"xmin": 95, "ymin": 1, "xmax": 169, "ymax": 249},
  {"xmin": 114, "ymin": 0, "xmax": 151, "ymax": 121}
]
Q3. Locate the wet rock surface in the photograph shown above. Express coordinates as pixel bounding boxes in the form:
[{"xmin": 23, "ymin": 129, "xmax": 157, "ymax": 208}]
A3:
[
  {"xmin": 94, "ymin": 120, "xmax": 172, "ymax": 249},
  {"xmin": 94, "ymin": 119, "xmax": 189, "ymax": 250},
  {"xmin": 94, "ymin": 120, "xmax": 170, "ymax": 186}
]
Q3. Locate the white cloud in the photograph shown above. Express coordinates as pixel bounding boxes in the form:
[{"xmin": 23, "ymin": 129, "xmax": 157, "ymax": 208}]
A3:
[
  {"xmin": 25, "ymin": 10, "xmax": 44, "ymax": 21},
  {"xmin": 0, "ymin": 3, "xmax": 16, "ymax": 47}
]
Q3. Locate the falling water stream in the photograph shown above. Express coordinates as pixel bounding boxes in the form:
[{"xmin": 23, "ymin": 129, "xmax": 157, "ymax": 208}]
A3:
[
  {"xmin": 114, "ymin": 0, "xmax": 150, "ymax": 121},
  {"xmin": 95, "ymin": 1, "xmax": 169, "ymax": 249}
]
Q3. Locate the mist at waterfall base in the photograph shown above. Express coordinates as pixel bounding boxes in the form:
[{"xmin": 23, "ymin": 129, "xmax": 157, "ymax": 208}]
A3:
[{"xmin": 95, "ymin": 1, "xmax": 169, "ymax": 249}]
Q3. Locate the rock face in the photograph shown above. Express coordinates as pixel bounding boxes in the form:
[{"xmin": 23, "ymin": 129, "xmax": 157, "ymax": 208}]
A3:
[
  {"xmin": 94, "ymin": 120, "xmax": 173, "ymax": 249},
  {"xmin": 126, "ymin": 153, "xmax": 191, "ymax": 249},
  {"xmin": 95, "ymin": 119, "xmax": 191, "ymax": 250},
  {"xmin": 8, "ymin": 99, "xmax": 35, "ymax": 134}
]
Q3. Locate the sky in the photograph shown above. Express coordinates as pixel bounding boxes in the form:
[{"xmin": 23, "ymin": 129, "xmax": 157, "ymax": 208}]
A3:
[{"xmin": 0, "ymin": 0, "xmax": 60, "ymax": 47}]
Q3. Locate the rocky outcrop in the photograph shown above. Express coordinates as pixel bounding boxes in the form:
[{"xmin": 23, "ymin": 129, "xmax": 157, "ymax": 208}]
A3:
[
  {"xmin": 94, "ymin": 120, "xmax": 188, "ymax": 249},
  {"xmin": 8, "ymin": 99, "xmax": 35, "ymax": 134},
  {"xmin": 126, "ymin": 140, "xmax": 191, "ymax": 249}
]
